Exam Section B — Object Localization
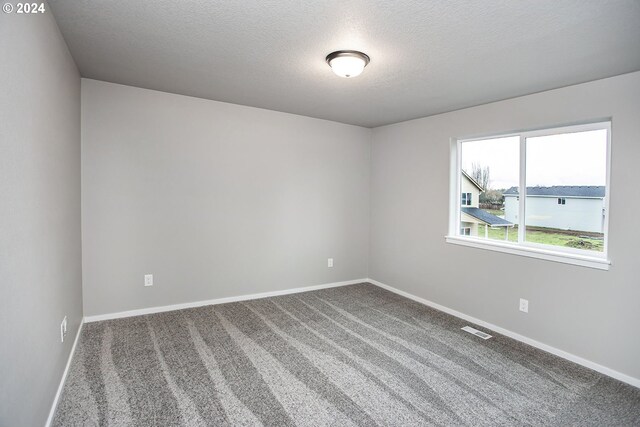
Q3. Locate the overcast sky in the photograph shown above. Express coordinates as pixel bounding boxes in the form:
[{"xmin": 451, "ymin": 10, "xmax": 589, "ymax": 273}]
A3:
[{"xmin": 461, "ymin": 129, "xmax": 607, "ymax": 190}]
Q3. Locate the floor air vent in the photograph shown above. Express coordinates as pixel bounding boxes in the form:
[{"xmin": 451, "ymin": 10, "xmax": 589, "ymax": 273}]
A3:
[{"xmin": 461, "ymin": 326, "xmax": 492, "ymax": 340}]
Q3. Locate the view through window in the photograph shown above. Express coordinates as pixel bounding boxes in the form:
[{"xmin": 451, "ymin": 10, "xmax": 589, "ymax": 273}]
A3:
[{"xmin": 457, "ymin": 123, "xmax": 609, "ymax": 255}]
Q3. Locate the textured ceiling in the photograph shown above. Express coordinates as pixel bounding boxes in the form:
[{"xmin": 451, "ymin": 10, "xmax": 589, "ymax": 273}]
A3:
[{"xmin": 49, "ymin": 0, "xmax": 640, "ymax": 128}]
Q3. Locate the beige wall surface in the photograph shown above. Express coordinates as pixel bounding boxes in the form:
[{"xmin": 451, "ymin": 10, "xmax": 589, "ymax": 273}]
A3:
[
  {"xmin": 81, "ymin": 79, "xmax": 371, "ymax": 316},
  {"xmin": 370, "ymin": 71, "xmax": 640, "ymax": 380},
  {"xmin": 0, "ymin": 11, "xmax": 82, "ymax": 427}
]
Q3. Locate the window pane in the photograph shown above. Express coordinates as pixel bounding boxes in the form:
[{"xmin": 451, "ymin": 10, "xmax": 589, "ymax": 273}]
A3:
[
  {"xmin": 525, "ymin": 129, "xmax": 607, "ymax": 252},
  {"xmin": 460, "ymin": 136, "xmax": 519, "ymax": 241}
]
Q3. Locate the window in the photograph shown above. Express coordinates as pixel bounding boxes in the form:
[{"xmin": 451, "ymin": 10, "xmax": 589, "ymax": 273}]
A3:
[{"xmin": 447, "ymin": 121, "xmax": 610, "ymax": 270}]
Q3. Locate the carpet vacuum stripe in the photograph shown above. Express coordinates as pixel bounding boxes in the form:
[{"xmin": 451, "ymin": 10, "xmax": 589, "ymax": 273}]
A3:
[{"xmin": 52, "ymin": 283, "xmax": 640, "ymax": 426}]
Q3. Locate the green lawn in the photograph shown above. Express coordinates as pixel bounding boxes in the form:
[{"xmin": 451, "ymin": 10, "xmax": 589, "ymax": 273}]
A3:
[{"xmin": 477, "ymin": 224, "xmax": 604, "ymax": 252}]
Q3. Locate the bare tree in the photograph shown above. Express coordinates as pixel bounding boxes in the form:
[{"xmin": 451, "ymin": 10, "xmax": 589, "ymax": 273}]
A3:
[{"xmin": 471, "ymin": 163, "xmax": 490, "ymax": 190}]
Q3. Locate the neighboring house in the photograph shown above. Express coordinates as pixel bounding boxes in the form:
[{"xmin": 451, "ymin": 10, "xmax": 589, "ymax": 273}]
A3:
[
  {"xmin": 503, "ymin": 186, "xmax": 606, "ymax": 233},
  {"xmin": 460, "ymin": 171, "xmax": 513, "ymax": 237}
]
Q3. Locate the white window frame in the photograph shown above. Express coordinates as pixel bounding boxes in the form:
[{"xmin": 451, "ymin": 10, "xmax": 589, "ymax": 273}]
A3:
[
  {"xmin": 460, "ymin": 227, "xmax": 471, "ymax": 236},
  {"xmin": 446, "ymin": 121, "xmax": 611, "ymax": 270}
]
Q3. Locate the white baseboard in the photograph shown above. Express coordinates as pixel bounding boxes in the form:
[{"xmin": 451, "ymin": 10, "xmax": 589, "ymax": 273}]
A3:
[
  {"xmin": 367, "ymin": 278, "xmax": 640, "ymax": 389},
  {"xmin": 84, "ymin": 278, "xmax": 368, "ymax": 323},
  {"xmin": 45, "ymin": 318, "xmax": 84, "ymax": 427}
]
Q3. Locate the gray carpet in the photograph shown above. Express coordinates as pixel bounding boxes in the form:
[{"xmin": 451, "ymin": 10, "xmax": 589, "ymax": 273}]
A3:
[{"xmin": 53, "ymin": 283, "xmax": 640, "ymax": 426}]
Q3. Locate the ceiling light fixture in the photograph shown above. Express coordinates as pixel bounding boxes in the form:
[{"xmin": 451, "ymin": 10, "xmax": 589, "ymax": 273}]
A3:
[{"xmin": 326, "ymin": 50, "xmax": 370, "ymax": 78}]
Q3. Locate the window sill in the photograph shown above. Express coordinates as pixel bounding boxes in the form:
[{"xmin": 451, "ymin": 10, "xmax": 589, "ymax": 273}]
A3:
[{"xmin": 445, "ymin": 235, "xmax": 611, "ymax": 270}]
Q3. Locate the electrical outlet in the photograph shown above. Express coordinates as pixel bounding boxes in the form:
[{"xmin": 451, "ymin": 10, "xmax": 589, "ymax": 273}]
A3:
[
  {"xmin": 144, "ymin": 274, "xmax": 153, "ymax": 287},
  {"xmin": 60, "ymin": 316, "xmax": 67, "ymax": 343},
  {"xmin": 519, "ymin": 298, "xmax": 529, "ymax": 313},
  {"xmin": 327, "ymin": 258, "xmax": 334, "ymax": 268}
]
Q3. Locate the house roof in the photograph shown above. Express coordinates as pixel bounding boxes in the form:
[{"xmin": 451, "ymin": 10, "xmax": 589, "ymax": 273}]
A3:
[
  {"xmin": 503, "ymin": 186, "xmax": 605, "ymax": 198},
  {"xmin": 461, "ymin": 207, "xmax": 512, "ymax": 227},
  {"xmin": 461, "ymin": 170, "xmax": 484, "ymax": 192}
]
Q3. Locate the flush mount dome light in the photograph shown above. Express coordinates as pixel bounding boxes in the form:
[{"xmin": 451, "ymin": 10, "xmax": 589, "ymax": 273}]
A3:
[{"xmin": 326, "ymin": 50, "xmax": 370, "ymax": 78}]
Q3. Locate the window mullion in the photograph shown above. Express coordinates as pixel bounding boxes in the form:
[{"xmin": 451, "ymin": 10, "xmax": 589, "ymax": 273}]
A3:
[{"xmin": 518, "ymin": 135, "xmax": 526, "ymax": 244}]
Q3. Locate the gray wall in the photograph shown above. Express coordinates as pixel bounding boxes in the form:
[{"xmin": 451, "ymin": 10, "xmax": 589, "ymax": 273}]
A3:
[
  {"xmin": 370, "ymin": 71, "xmax": 640, "ymax": 380},
  {"xmin": 81, "ymin": 79, "xmax": 371, "ymax": 317},
  {"xmin": 0, "ymin": 10, "xmax": 82, "ymax": 427}
]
